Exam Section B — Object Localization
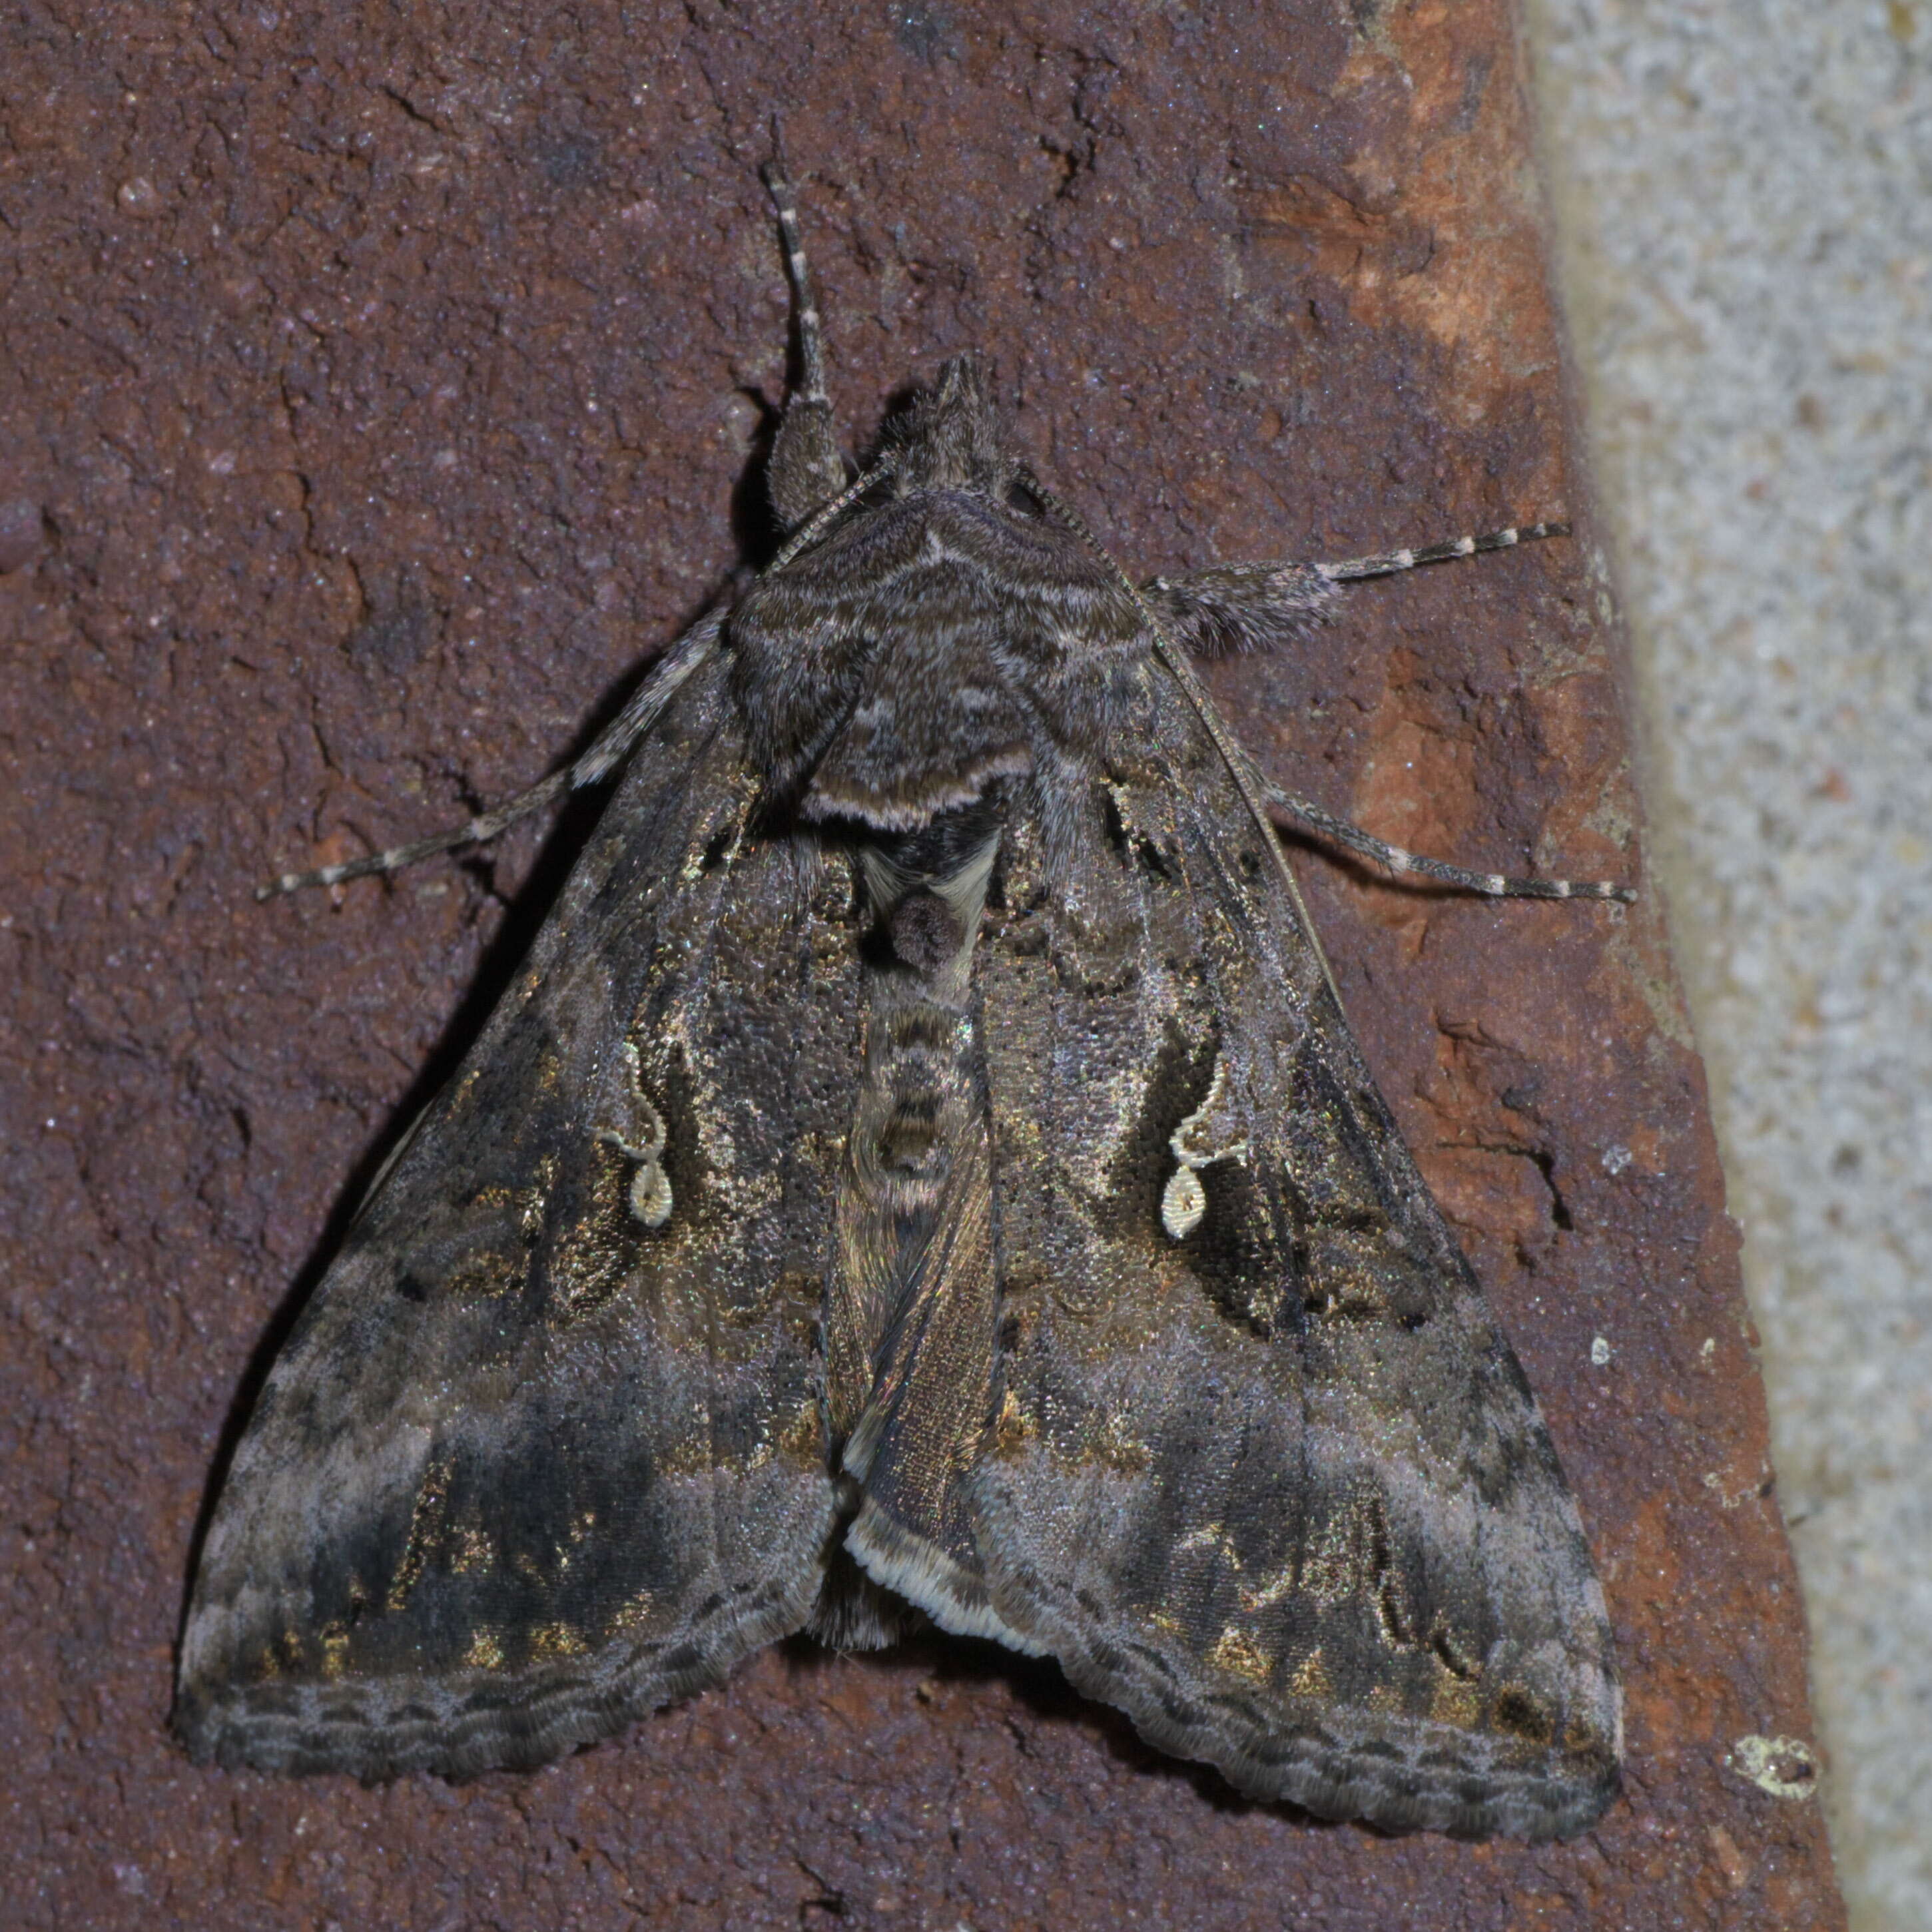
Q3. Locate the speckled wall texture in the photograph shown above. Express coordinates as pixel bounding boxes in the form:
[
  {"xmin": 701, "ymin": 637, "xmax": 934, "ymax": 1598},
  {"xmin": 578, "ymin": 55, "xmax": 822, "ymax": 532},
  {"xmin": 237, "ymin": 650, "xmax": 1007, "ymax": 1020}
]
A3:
[
  {"xmin": 1, "ymin": 3, "xmax": 1842, "ymax": 1927},
  {"xmin": 1530, "ymin": 5, "xmax": 1932, "ymax": 1927}
]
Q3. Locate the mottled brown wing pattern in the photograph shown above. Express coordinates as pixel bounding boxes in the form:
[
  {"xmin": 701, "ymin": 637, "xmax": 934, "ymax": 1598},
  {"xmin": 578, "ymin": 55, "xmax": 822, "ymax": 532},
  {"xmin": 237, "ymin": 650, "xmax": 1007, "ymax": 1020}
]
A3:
[
  {"xmin": 176, "ymin": 650, "xmax": 860, "ymax": 1777},
  {"xmin": 966, "ymin": 655, "xmax": 1622, "ymax": 1842}
]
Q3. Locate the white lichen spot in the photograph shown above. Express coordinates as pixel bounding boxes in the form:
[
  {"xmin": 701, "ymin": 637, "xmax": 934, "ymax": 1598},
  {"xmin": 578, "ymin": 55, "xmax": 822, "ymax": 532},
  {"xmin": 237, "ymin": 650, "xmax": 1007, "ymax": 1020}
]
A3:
[
  {"xmin": 1161, "ymin": 1166, "xmax": 1207, "ymax": 1239},
  {"xmin": 629, "ymin": 1161, "xmax": 673, "ymax": 1227},
  {"xmin": 1729, "ymin": 1734, "xmax": 1819, "ymax": 1801},
  {"xmin": 1590, "ymin": 1335, "xmax": 1613, "ymax": 1366}
]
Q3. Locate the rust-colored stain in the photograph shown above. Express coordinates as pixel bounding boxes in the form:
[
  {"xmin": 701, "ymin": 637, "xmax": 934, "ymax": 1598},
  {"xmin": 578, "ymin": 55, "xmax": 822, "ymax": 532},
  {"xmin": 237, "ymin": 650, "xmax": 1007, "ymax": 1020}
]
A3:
[{"xmin": 1, "ymin": 2, "xmax": 1841, "ymax": 1927}]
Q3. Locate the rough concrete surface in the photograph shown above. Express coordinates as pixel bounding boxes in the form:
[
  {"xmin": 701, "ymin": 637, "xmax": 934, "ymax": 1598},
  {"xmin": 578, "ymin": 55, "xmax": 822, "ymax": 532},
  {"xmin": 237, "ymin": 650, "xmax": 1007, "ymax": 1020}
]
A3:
[
  {"xmin": 1528, "ymin": 5, "xmax": 1932, "ymax": 1927},
  {"xmin": 1, "ymin": 3, "xmax": 1841, "ymax": 1927}
]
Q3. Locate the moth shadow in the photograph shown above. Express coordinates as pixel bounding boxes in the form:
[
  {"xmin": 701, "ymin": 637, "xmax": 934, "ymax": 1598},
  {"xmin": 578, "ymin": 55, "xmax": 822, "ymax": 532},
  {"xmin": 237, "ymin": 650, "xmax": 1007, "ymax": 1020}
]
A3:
[
  {"xmin": 172, "ymin": 575, "xmax": 745, "ymax": 1671},
  {"xmin": 727, "ymin": 384, "xmax": 785, "ymax": 564},
  {"xmin": 779, "ymin": 1630, "xmax": 1355, "ymax": 1836}
]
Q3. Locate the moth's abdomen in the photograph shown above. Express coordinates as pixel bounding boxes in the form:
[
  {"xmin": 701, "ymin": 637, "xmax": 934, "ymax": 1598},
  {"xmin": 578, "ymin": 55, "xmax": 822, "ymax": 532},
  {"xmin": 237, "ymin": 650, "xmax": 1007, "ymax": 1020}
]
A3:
[
  {"xmin": 828, "ymin": 810, "xmax": 1001, "ymax": 1432},
  {"xmin": 803, "ymin": 777, "xmax": 1038, "ymax": 1655}
]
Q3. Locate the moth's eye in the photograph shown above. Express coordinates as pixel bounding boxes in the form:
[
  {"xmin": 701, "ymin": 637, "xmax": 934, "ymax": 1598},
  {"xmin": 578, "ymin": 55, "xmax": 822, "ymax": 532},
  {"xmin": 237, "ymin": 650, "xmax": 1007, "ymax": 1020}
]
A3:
[{"xmin": 1004, "ymin": 479, "xmax": 1043, "ymax": 516}]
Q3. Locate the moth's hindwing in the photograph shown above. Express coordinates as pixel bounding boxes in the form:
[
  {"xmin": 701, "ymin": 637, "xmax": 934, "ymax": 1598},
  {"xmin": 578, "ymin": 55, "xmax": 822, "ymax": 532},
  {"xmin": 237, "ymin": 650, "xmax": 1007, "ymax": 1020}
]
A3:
[
  {"xmin": 176, "ymin": 651, "xmax": 859, "ymax": 1777},
  {"xmin": 967, "ymin": 655, "xmax": 1622, "ymax": 1843}
]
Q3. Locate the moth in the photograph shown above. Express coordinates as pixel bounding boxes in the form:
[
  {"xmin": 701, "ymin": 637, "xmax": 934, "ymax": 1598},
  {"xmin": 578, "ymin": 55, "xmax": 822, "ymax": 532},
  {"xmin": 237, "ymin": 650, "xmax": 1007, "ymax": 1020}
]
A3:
[{"xmin": 177, "ymin": 162, "xmax": 1627, "ymax": 1843}]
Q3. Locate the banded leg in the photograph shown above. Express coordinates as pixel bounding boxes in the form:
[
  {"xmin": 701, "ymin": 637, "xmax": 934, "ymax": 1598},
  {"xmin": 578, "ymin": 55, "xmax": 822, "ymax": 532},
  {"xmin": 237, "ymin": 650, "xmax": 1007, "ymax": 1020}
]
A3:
[
  {"xmin": 1265, "ymin": 784, "xmax": 1634, "ymax": 904},
  {"xmin": 1311, "ymin": 519, "xmax": 1570, "ymax": 583},
  {"xmin": 1267, "ymin": 519, "xmax": 1627, "ymax": 900},
  {"xmin": 255, "ymin": 611, "xmax": 723, "ymax": 900},
  {"xmin": 1018, "ymin": 472, "xmax": 1630, "ymax": 906},
  {"xmin": 1145, "ymin": 521, "xmax": 1573, "ymax": 657},
  {"xmin": 761, "ymin": 157, "xmax": 848, "ymax": 531}
]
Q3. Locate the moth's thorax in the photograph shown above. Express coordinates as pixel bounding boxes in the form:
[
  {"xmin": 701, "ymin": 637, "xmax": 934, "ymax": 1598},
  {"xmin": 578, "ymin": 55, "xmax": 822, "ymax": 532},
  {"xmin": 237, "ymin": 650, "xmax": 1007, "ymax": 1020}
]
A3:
[{"xmin": 731, "ymin": 482, "xmax": 1146, "ymax": 848}]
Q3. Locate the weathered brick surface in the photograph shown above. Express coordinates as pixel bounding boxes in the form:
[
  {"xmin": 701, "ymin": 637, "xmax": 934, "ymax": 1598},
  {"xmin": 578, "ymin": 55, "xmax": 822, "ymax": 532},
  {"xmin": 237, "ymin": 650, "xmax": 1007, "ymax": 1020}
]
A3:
[{"xmin": 0, "ymin": 3, "xmax": 1841, "ymax": 1926}]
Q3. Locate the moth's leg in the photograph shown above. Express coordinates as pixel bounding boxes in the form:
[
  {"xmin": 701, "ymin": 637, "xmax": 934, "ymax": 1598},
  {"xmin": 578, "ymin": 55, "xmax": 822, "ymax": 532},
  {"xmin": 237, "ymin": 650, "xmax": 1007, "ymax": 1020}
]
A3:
[
  {"xmin": 1019, "ymin": 466, "xmax": 1627, "ymax": 904},
  {"xmin": 1141, "ymin": 561, "xmax": 1337, "ymax": 656},
  {"xmin": 1264, "ymin": 783, "xmax": 1634, "ymax": 903},
  {"xmin": 761, "ymin": 160, "xmax": 848, "ymax": 533},
  {"xmin": 256, "ymin": 609, "xmax": 722, "ymax": 900},
  {"xmin": 1145, "ymin": 519, "xmax": 1625, "ymax": 900},
  {"xmin": 1143, "ymin": 522, "xmax": 1571, "ymax": 657},
  {"xmin": 1307, "ymin": 519, "xmax": 1569, "ymax": 583}
]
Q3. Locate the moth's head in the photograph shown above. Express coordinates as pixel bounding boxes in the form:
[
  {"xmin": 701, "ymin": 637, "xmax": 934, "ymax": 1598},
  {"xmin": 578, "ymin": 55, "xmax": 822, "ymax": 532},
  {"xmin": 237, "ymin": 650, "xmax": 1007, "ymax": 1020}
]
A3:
[{"xmin": 882, "ymin": 355, "xmax": 1013, "ymax": 496}]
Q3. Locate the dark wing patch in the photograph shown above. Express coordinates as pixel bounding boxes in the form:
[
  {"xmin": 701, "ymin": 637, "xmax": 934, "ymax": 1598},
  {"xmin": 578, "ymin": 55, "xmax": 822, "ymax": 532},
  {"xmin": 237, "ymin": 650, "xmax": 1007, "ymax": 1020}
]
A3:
[
  {"xmin": 969, "ymin": 655, "xmax": 1621, "ymax": 1841},
  {"xmin": 176, "ymin": 653, "xmax": 859, "ymax": 1777}
]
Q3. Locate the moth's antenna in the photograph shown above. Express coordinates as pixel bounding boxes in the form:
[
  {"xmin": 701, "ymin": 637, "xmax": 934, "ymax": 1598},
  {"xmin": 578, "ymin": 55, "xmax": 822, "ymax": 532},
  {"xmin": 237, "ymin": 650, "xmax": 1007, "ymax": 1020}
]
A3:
[
  {"xmin": 760, "ymin": 147, "xmax": 853, "ymax": 534},
  {"xmin": 761, "ymin": 150, "xmax": 829, "ymax": 409},
  {"xmin": 765, "ymin": 452, "xmax": 898, "ymax": 575}
]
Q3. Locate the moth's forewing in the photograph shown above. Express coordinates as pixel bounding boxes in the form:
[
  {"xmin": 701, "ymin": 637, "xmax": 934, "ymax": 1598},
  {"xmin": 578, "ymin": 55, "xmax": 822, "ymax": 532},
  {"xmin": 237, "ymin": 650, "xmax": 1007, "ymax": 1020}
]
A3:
[
  {"xmin": 177, "ymin": 653, "xmax": 858, "ymax": 1778},
  {"xmin": 962, "ymin": 651, "xmax": 1621, "ymax": 1842}
]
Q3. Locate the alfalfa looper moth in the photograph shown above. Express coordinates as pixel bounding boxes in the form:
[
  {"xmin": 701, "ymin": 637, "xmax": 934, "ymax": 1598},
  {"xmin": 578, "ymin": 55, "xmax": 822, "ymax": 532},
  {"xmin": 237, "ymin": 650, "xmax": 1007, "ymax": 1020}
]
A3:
[{"xmin": 176, "ymin": 161, "xmax": 1627, "ymax": 1842}]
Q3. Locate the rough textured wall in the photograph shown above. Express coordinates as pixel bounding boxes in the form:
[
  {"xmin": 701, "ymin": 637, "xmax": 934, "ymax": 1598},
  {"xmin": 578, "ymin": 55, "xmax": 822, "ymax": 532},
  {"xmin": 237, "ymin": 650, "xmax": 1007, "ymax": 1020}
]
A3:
[{"xmin": 0, "ymin": 2, "xmax": 1841, "ymax": 1927}]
